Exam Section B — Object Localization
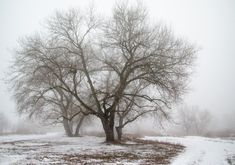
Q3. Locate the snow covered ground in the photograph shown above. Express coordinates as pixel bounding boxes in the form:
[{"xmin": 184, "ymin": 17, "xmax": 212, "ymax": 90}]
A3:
[
  {"xmin": 0, "ymin": 133, "xmax": 182, "ymax": 164},
  {"xmin": 143, "ymin": 136, "xmax": 235, "ymax": 165},
  {"xmin": 0, "ymin": 133, "xmax": 234, "ymax": 164},
  {"xmin": 0, "ymin": 133, "xmax": 125, "ymax": 164}
]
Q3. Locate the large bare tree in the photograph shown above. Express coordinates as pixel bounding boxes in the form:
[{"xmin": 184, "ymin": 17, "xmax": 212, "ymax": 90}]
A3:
[{"xmin": 10, "ymin": 2, "xmax": 197, "ymax": 142}]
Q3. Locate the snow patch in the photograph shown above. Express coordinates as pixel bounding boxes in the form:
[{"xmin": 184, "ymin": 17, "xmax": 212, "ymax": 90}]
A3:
[{"xmin": 142, "ymin": 136, "xmax": 235, "ymax": 165}]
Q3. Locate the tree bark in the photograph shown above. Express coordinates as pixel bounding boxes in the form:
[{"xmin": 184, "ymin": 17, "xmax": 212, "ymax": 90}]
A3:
[
  {"xmin": 103, "ymin": 123, "xmax": 115, "ymax": 142},
  {"xmin": 62, "ymin": 117, "xmax": 73, "ymax": 137},
  {"xmin": 115, "ymin": 126, "xmax": 123, "ymax": 141},
  {"xmin": 74, "ymin": 115, "xmax": 85, "ymax": 137},
  {"xmin": 100, "ymin": 112, "xmax": 115, "ymax": 142}
]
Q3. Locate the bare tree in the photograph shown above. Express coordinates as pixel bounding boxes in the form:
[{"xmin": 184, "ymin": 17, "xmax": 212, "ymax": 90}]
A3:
[
  {"xmin": 40, "ymin": 88, "xmax": 87, "ymax": 137},
  {"xmin": 99, "ymin": 2, "xmax": 197, "ymax": 141},
  {"xmin": 0, "ymin": 112, "xmax": 10, "ymax": 134},
  {"xmin": 178, "ymin": 105, "xmax": 212, "ymax": 135},
  {"xmin": 115, "ymin": 81, "xmax": 169, "ymax": 140},
  {"xmin": 10, "ymin": 32, "xmax": 88, "ymax": 136},
  {"xmin": 10, "ymin": 2, "xmax": 197, "ymax": 142},
  {"xmin": 194, "ymin": 107, "xmax": 212, "ymax": 135}
]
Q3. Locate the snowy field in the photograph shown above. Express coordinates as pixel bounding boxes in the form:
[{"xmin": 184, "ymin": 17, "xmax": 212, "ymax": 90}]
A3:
[
  {"xmin": 0, "ymin": 133, "xmax": 234, "ymax": 164},
  {"xmin": 0, "ymin": 133, "xmax": 182, "ymax": 164},
  {"xmin": 143, "ymin": 136, "xmax": 235, "ymax": 165}
]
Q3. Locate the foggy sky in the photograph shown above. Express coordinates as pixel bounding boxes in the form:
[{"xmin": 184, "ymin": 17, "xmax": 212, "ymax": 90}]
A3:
[{"xmin": 0, "ymin": 0, "xmax": 235, "ymax": 128}]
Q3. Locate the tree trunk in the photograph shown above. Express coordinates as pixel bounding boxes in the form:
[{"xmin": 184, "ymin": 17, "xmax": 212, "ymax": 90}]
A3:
[
  {"xmin": 74, "ymin": 115, "xmax": 85, "ymax": 137},
  {"xmin": 116, "ymin": 126, "xmax": 123, "ymax": 141},
  {"xmin": 100, "ymin": 112, "xmax": 115, "ymax": 142},
  {"xmin": 103, "ymin": 123, "xmax": 114, "ymax": 142},
  {"xmin": 116, "ymin": 115, "xmax": 124, "ymax": 141},
  {"xmin": 63, "ymin": 117, "xmax": 73, "ymax": 137}
]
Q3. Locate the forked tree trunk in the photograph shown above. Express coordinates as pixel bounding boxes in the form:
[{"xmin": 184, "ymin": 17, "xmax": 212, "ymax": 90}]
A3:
[
  {"xmin": 63, "ymin": 117, "xmax": 73, "ymax": 137},
  {"xmin": 74, "ymin": 115, "xmax": 85, "ymax": 137}
]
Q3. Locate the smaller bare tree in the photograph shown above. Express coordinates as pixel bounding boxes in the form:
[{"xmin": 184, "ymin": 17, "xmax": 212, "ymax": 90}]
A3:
[
  {"xmin": 0, "ymin": 112, "xmax": 10, "ymax": 134},
  {"xmin": 9, "ymin": 34, "xmax": 89, "ymax": 136},
  {"xmin": 115, "ymin": 81, "xmax": 170, "ymax": 140},
  {"xmin": 178, "ymin": 105, "xmax": 212, "ymax": 136},
  {"xmin": 40, "ymin": 88, "xmax": 88, "ymax": 137}
]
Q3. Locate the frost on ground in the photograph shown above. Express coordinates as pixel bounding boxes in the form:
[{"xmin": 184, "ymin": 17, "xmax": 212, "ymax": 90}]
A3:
[
  {"xmin": 143, "ymin": 136, "xmax": 235, "ymax": 165},
  {"xmin": 2, "ymin": 133, "xmax": 234, "ymax": 165},
  {"xmin": 0, "ymin": 133, "xmax": 183, "ymax": 165}
]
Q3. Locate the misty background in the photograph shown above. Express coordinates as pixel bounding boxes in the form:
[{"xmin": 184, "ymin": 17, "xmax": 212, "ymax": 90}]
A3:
[{"xmin": 0, "ymin": 0, "xmax": 235, "ymax": 135}]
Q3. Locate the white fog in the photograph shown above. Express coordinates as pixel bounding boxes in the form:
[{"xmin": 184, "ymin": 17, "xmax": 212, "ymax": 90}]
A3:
[{"xmin": 0, "ymin": 0, "xmax": 235, "ymax": 164}]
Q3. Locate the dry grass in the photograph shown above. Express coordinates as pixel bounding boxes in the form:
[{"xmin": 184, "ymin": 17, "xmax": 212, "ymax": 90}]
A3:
[{"xmin": 59, "ymin": 136, "xmax": 184, "ymax": 165}]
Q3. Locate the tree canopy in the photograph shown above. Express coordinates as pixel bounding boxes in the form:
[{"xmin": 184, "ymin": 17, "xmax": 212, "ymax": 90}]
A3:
[{"xmin": 10, "ymin": 2, "xmax": 197, "ymax": 142}]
